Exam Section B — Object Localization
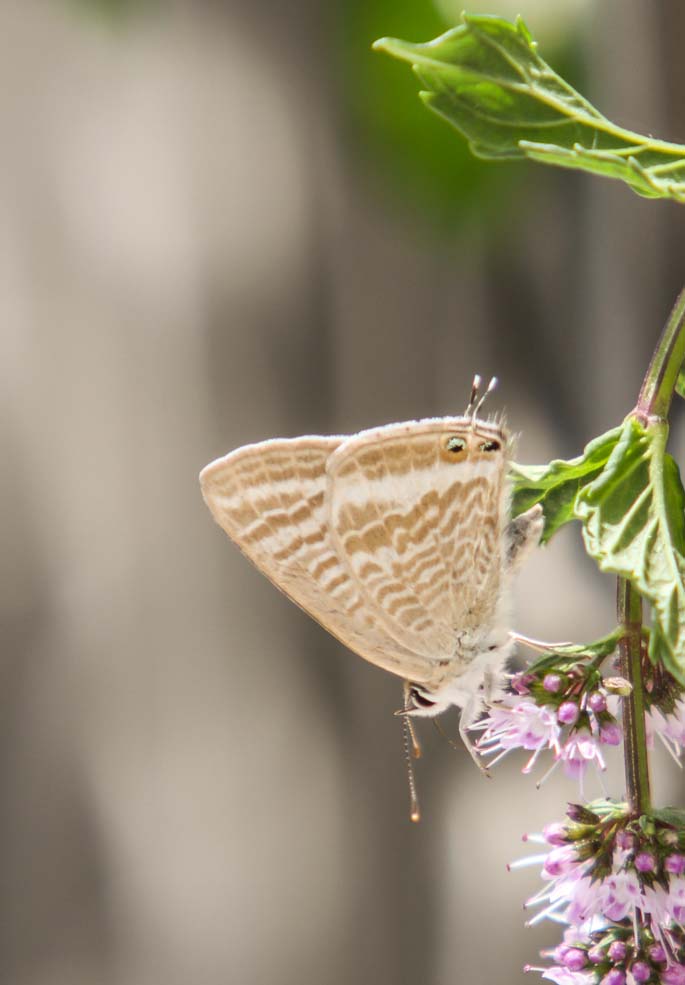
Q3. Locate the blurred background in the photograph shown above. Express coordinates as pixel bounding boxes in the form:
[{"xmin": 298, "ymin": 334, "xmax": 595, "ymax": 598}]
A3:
[{"xmin": 3, "ymin": 0, "xmax": 685, "ymax": 983}]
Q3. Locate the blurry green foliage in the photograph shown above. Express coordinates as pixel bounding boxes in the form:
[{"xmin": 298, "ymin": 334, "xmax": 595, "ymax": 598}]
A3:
[
  {"xmin": 69, "ymin": 0, "xmax": 155, "ymax": 24},
  {"xmin": 376, "ymin": 14, "xmax": 685, "ymax": 205},
  {"xmin": 339, "ymin": 1, "xmax": 584, "ymax": 234},
  {"xmin": 339, "ymin": 0, "xmax": 514, "ymax": 232}
]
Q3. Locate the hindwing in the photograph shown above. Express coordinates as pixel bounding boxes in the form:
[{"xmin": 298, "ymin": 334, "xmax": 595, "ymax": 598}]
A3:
[{"xmin": 200, "ymin": 437, "xmax": 434, "ymax": 683}]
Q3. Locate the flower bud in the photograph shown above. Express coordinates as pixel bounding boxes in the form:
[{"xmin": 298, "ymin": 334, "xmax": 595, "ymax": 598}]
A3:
[
  {"xmin": 542, "ymin": 822, "xmax": 568, "ymax": 846},
  {"xmin": 648, "ymin": 944, "xmax": 666, "ymax": 963},
  {"xmin": 634, "ymin": 852, "xmax": 656, "ymax": 873},
  {"xmin": 601, "ymin": 969, "xmax": 625, "ymax": 985},
  {"xmin": 563, "ymin": 948, "xmax": 587, "ymax": 971},
  {"xmin": 630, "ymin": 962, "xmax": 651, "ymax": 983},
  {"xmin": 566, "ymin": 803, "xmax": 600, "ymax": 824},
  {"xmin": 588, "ymin": 691, "xmax": 607, "ymax": 713},
  {"xmin": 588, "ymin": 945, "xmax": 605, "ymax": 965},
  {"xmin": 603, "ymin": 676, "xmax": 633, "ymax": 696},
  {"xmin": 666, "ymin": 854, "xmax": 685, "ymax": 875},
  {"xmin": 543, "ymin": 674, "xmax": 563, "ymax": 693},
  {"xmin": 608, "ymin": 940, "xmax": 627, "ymax": 962},
  {"xmin": 662, "ymin": 965, "xmax": 685, "ymax": 985},
  {"xmin": 558, "ymin": 701, "xmax": 580, "ymax": 725}
]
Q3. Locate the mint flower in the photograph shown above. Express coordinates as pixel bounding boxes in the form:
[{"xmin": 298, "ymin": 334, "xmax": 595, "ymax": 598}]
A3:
[
  {"xmin": 531, "ymin": 946, "xmax": 685, "ymax": 985},
  {"xmin": 516, "ymin": 803, "xmax": 685, "ymax": 984},
  {"xmin": 647, "ymin": 700, "xmax": 685, "ymax": 763},
  {"xmin": 472, "ymin": 699, "xmax": 561, "ymax": 772},
  {"xmin": 474, "ymin": 695, "xmax": 618, "ymax": 789},
  {"xmin": 559, "ymin": 733, "xmax": 608, "ymax": 783},
  {"xmin": 522, "ymin": 805, "xmax": 682, "ymax": 930},
  {"xmin": 473, "ymin": 649, "xmax": 623, "ymax": 785},
  {"xmin": 525, "ymin": 910, "xmax": 685, "ymax": 984}
]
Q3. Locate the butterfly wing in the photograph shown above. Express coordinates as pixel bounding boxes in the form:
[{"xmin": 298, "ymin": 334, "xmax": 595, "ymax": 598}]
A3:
[
  {"xmin": 326, "ymin": 418, "xmax": 509, "ymax": 667},
  {"xmin": 200, "ymin": 437, "xmax": 433, "ymax": 683}
]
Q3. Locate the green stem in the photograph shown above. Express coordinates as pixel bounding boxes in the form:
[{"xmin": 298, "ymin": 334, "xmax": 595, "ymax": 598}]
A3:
[
  {"xmin": 616, "ymin": 579, "xmax": 649, "ymax": 815},
  {"xmin": 636, "ymin": 287, "xmax": 685, "ymax": 421},
  {"xmin": 618, "ymin": 286, "xmax": 685, "ymax": 816}
]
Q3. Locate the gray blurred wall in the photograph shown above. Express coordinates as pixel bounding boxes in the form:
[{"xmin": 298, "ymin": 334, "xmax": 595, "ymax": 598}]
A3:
[{"xmin": 1, "ymin": 1, "xmax": 685, "ymax": 984}]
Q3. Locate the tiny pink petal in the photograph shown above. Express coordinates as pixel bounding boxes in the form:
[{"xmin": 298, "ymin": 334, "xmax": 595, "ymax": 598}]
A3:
[{"xmin": 599, "ymin": 722, "xmax": 622, "ymax": 746}]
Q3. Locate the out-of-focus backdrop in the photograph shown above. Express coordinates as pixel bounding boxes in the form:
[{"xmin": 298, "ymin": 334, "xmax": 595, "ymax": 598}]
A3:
[{"xmin": 3, "ymin": 1, "xmax": 685, "ymax": 983}]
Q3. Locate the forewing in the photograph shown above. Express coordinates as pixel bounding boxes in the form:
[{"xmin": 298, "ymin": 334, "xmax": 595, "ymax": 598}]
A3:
[
  {"xmin": 200, "ymin": 437, "xmax": 433, "ymax": 683},
  {"xmin": 326, "ymin": 418, "xmax": 509, "ymax": 662}
]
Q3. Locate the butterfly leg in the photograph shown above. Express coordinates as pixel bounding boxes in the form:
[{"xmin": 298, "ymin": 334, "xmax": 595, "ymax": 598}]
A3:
[
  {"xmin": 507, "ymin": 506, "xmax": 569, "ymax": 652},
  {"xmin": 510, "ymin": 632, "xmax": 575, "ymax": 651},
  {"xmin": 459, "ymin": 698, "xmax": 491, "ymax": 777},
  {"xmin": 506, "ymin": 503, "xmax": 544, "ymax": 571}
]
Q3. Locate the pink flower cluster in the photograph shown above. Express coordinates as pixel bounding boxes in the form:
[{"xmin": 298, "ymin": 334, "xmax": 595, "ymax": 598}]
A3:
[
  {"xmin": 533, "ymin": 928, "xmax": 685, "ymax": 985},
  {"xmin": 470, "ymin": 653, "xmax": 624, "ymax": 789},
  {"xmin": 517, "ymin": 804, "xmax": 685, "ymax": 985},
  {"xmin": 473, "ymin": 691, "xmax": 621, "ymax": 789},
  {"xmin": 472, "ymin": 641, "xmax": 685, "ymax": 785}
]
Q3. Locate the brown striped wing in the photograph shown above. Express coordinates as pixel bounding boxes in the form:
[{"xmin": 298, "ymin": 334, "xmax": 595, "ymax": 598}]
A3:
[
  {"xmin": 326, "ymin": 418, "xmax": 509, "ymax": 663},
  {"xmin": 200, "ymin": 437, "xmax": 434, "ymax": 683}
]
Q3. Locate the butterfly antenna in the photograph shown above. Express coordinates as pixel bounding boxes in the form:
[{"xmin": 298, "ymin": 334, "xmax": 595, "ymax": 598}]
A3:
[
  {"xmin": 401, "ymin": 683, "xmax": 423, "ymax": 758},
  {"xmin": 473, "ymin": 376, "xmax": 498, "ymax": 419},
  {"xmin": 402, "ymin": 683, "xmax": 421, "ymax": 822},
  {"xmin": 465, "ymin": 374, "xmax": 482, "ymax": 418},
  {"xmin": 402, "ymin": 716, "xmax": 421, "ymax": 823}
]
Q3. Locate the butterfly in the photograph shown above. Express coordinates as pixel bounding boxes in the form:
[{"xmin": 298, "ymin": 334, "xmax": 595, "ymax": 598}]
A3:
[{"xmin": 200, "ymin": 377, "xmax": 543, "ymax": 816}]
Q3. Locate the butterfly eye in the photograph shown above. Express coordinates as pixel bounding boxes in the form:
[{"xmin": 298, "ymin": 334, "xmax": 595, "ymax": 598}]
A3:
[
  {"xmin": 445, "ymin": 436, "xmax": 466, "ymax": 454},
  {"xmin": 479, "ymin": 440, "xmax": 501, "ymax": 453},
  {"xmin": 410, "ymin": 687, "xmax": 436, "ymax": 710}
]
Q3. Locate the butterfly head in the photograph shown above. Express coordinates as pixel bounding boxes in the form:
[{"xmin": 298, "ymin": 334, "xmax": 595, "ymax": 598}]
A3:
[
  {"xmin": 439, "ymin": 424, "xmax": 506, "ymax": 465},
  {"xmin": 402, "ymin": 637, "xmax": 514, "ymax": 720},
  {"xmin": 402, "ymin": 683, "xmax": 452, "ymax": 719}
]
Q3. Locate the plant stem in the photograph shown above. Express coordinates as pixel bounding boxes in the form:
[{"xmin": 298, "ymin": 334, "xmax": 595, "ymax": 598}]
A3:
[
  {"xmin": 616, "ymin": 579, "xmax": 649, "ymax": 815},
  {"xmin": 636, "ymin": 287, "xmax": 685, "ymax": 421},
  {"xmin": 618, "ymin": 287, "xmax": 685, "ymax": 816}
]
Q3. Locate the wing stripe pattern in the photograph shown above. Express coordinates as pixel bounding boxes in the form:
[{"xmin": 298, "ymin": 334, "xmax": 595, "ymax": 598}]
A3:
[
  {"xmin": 202, "ymin": 416, "xmax": 510, "ymax": 694},
  {"xmin": 327, "ymin": 419, "xmax": 509, "ymax": 665},
  {"xmin": 200, "ymin": 437, "xmax": 433, "ymax": 683}
]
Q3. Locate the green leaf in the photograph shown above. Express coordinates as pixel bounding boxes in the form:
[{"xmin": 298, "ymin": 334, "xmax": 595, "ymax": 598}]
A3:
[
  {"xmin": 582, "ymin": 800, "xmax": 627, "ymax": 821},
  {"xmin": 373, "ymin": 14, "xmax": 685, "ymax": 203},
  {"xmin": 576, "ymin": 417, "xmax": 685, "ymax": 683},
  {"xmin": 509, "ymin": 427, "xmax": 622, "ymax": 543},
  {"xmin": 524, "ymin": 627, "xmax": 622, "ymax": 677},
  {"xmin": 650, "ymin": 807, "xmax": 685, "ymax": 829}
]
